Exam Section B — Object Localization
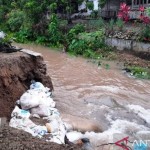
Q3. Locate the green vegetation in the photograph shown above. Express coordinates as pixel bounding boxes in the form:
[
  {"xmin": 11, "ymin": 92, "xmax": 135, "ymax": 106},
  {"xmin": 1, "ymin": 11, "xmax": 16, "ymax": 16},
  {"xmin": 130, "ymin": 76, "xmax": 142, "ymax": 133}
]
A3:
[
  {"xmin": 0, "ymin": 0, "xmax": 112, "ymax": 60},
  {"xmin": 127, "ymin": 66, "xmax": 150, "ymax": 79},
  {"xmin": 0, "ymin": 1, "xmax": 149, "ymax": 80}
]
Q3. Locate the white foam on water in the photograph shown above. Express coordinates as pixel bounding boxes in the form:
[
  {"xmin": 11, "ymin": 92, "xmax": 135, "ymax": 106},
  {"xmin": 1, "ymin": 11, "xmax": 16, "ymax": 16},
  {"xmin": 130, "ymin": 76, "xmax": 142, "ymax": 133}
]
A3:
[
  {"xmin": 66, "ymin": 131, "xmax": 83, "ymax": 142},
  {"xmin": 67, "ymin": 118, "xmax": 150, "ymax": 148},
  {"xmin": 127, "ymin": 104, "xmax": 150, "ymax": 124}
]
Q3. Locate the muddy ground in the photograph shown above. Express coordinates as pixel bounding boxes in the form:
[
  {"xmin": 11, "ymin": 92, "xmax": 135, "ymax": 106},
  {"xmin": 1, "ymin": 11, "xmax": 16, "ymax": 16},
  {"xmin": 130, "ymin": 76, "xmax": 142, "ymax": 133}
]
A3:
[
  {"xmin": 0, "ymin": 125, "xmax": 80, "ymax": 150},
  {"xmin": 116, "ymin": 50, "xmax": 150, "ymax": 68}
]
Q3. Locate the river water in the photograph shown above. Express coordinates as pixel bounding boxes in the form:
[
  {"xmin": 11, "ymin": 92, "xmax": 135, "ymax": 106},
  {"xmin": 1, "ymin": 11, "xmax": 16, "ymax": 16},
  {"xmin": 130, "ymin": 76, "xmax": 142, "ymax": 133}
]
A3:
[{"xmin": 16, "ymin": 44, "xmax": 150, "ymax": 149}]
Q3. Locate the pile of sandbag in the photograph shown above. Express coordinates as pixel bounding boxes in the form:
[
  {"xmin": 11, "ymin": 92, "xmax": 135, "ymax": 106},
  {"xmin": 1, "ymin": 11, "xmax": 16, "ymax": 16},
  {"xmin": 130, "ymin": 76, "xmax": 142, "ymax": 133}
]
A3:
[{"xmin": 9, "ymin": 81, "xmax": 66, "ymax": 144}]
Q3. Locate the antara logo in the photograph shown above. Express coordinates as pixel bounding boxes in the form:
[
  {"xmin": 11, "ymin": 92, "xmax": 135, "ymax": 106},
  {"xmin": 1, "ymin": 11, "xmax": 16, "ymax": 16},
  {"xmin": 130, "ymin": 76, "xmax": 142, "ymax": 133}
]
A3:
[
  {"xmin": 115, "ymin": 136, "xmax": 129, "ymax": 150},
  {"xmin": 114, "ymin": 136, "xmax": 149, "ymax": 150}
]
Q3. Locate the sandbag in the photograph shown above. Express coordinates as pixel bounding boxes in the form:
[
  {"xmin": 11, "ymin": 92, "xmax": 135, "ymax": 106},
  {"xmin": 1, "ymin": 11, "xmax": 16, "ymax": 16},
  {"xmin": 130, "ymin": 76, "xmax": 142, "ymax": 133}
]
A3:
[
  {"xmin": 19, "ymin": 90, "xmax": 40, "ymax": 110},
  {"xmin": 11, "ymin": 106, "xmax": 30, "ymax": 118},
  {"xmin": 39, "ymin": 97, "xmax": 55, "ymax": 108},
  {"xmin": 46, "ymin": 117, "xmax": 66, "ymax": 144},
  {"xmin": 30, "ymin": 81, "xmax": 45, "ymax": 90},
  {"xmin": 30, "ymin": 81, "xmax": 52, "ymax": 95},
  {"xmin": 30, "ymin": 105, "xmax": 59, "ymax": 117},
  {"xmin": 19, "ymin": 88, "xmax": 54, "ymax": 110}
]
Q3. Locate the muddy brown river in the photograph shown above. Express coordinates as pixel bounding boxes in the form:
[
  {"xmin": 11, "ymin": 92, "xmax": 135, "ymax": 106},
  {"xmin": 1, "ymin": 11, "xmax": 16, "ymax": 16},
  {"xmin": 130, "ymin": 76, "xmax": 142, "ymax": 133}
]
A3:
[{"xmin": 15, "ymin": 43, "xmax": 150, "ymax": 149}]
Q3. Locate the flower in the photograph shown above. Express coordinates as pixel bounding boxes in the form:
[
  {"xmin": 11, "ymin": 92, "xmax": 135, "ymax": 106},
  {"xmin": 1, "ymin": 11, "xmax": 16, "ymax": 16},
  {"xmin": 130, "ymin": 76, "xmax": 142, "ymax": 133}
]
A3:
[
  {"xmin": 117, "ymin": 12, "xmax": 123, "ymax": 19},
  {"xmin": 0, "ymin": 31, "xmax": 5, "ymax": 39},
  {"xmin": 142, "ymin": 16, "xmax": 150, "ymax": 24},
  {"xmin": 139, "ymin": 6, "xmax": 145, "ymax": 12},
  {"xmin": 120, "ymin": 3, "xmax": 127, "ymax": 10},
  {"xmin": 120, "ymin": 3, "xmax": 130, "ymax": 13},
  {"xmin": 118, "ymin": 3, "xmax": 130, "ymax": 21}
]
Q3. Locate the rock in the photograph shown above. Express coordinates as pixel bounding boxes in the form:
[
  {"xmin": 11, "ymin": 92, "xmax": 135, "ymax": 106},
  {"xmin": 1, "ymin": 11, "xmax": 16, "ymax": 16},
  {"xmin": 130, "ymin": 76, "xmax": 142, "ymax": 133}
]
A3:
[{"xmin": 0, "ymin": 50, "xmax": 53, "ymax": 119}]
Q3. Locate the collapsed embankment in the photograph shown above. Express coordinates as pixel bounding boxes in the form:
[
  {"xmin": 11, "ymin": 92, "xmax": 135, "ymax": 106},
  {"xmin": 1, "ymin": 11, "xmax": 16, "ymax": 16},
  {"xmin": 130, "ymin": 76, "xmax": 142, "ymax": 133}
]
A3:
[
  {"xmin": 0, "ymin": 50, "xmax": 81, "ymax": 150},
  {"xmin": 0, "ymin": 50, "xmax": 53, "ymax": 119}
]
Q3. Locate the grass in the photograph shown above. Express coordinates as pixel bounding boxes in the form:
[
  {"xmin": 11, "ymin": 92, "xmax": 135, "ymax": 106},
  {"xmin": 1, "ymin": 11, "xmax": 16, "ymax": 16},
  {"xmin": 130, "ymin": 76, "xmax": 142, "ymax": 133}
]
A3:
[{"xmin": 126, "ymin": 66, "xmax": 150, "ymax": 79}]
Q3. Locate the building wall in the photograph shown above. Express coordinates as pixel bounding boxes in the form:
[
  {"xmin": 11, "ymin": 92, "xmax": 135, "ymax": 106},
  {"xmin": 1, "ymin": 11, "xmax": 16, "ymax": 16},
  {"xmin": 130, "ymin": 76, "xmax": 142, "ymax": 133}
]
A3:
[
  {"xmin": 78, "ymin": 0, "xmax": 99, "ymax": 11},
  {"xmin": 102, "ymin": 0, "xmax": 120, "ymax": 11}
]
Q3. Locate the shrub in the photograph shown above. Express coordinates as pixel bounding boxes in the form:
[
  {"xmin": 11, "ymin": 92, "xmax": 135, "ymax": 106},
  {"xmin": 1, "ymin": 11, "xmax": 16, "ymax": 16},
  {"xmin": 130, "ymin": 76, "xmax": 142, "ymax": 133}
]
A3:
[
  {"xmin": 68, "ymin": 29, "xmax": 106, "ymax": 58},
  {"xmin": 35, "ymin": 36, "xmax": 47, "ymax": 45},
  {"xmin": 86, "ymin": 18, "xmax": 105, "ymax": 31},
  {"xmin": 140, "ymin": 26, "xmax": 150, "ymax": 41},
  {"xmin": 127, "ymin": 66, "xmax": 150, "ymax": 79},
  {"xmin": 117, "ymin": 3, "xmax": 130, "ymax": 22},
  {"xmin": 67, "ymin": 24, "xmax": 85, "ymax": 42},
  {"xmin": 146, "ymin": 7, "xmax": 150, "ymax": 16},
  {"xmin": 15, "ymin": 29, "xmax": 32, "ymax": 43},
  {"xmin": 48, "ymin": 14, "xmax": 62, "ymax": 46},
  {"xmin": 79, "ymin": 30, "xmax": 105, "ymax": 50},
  {"xmin": 116, "ymin": 19, "xmax": 124, "ymax": 31},
  {"xmin": 7, "ymin": 10, "xmax": 25, "ymax": 32}
]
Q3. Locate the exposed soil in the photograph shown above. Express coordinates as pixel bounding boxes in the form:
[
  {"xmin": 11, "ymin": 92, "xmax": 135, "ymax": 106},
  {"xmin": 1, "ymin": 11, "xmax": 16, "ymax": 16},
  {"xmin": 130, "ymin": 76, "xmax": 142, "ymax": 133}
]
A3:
[
  {"xmin": 116, "ymin": 50, "xmax": 150, "ymax": 68},
  {"xmin": 0, "ymin": 125, "xmax": 80, "ymax": 150},
  {"xmin": 0, "ymin": 51, "xmax": 53, "ymax": 120},
  {"xmin": 103, "ymin": 49, "xmax": 150, "ymax": 69}
]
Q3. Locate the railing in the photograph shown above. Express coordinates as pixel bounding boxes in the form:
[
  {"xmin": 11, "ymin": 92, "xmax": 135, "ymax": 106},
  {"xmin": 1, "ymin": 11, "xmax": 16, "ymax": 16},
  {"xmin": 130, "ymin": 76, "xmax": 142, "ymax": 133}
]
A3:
[{"xmin": 132, "ymin": 4, "xmax": 150, "ymax": 9}]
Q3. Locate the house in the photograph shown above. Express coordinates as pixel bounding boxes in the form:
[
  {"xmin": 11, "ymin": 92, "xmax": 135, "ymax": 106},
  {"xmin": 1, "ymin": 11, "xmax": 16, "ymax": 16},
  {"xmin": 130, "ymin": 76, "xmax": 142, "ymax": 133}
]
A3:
[
  {"xmin": 72, "ymin": 0, "xmax": 150, "ymax": 19},
  {"xmin": 101, "ymin": 0, "xmax": 150, "ymax": 19}
]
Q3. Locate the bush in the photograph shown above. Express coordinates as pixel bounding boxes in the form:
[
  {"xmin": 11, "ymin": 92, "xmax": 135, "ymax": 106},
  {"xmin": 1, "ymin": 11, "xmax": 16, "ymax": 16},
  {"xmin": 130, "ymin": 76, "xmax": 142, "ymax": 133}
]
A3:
[
  {"xmin": 140, "ymin": 26, "xmax": 150, "ymax": 41},
  {"xmin": 127, "ymin": 66, "xmax": 150, "ymax": 79},
  {"xmin": 7, "ymin": 10, "xmax": 25, "ymax": 32},
  {"xmin": 68, "ymin": 29, "xmax": 106, "ymax": 58},
  {"xmin": 67, "ymin": 24, "xmax": 85, "ymax": 42},
  {"xmin": 15, "ymin": 29, "xmax": 32, "ymax": 43},
  {"xmin": 79, "ymin": 30, "xmax": 105, "ymax": 50},
  {"xmin": 146, "ymin": 7, "xmax": 150, "ymax": 17},
  {"xmin": 116, "ymin": 19, "xmax": 124, "ymax": 31},
  {"xmin": 86, "ymin": 18, "xmax": 105, "ymax": 31},
  {"xmin": 48, "ymin": 14, "xmax": 62, "ymax": 46}
]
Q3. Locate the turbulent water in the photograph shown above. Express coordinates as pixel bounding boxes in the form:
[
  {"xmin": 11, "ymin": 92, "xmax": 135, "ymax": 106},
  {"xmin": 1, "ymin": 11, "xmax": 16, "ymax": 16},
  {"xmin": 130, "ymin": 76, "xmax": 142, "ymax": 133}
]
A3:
[{"xmin": 16, "ymin": 44, "xmax": 150, "ymax": 149}]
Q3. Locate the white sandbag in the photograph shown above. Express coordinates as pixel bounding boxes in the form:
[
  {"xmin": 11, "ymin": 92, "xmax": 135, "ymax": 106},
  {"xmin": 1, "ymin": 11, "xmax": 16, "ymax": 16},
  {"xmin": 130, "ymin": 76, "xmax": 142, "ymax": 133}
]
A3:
[
  {"xmin": 46, "ymin": 118, "xmax": 66, "ymax": 144},
  {"xmin": 11, "ymin": 106, "xmax": 30, "ymax": 118},
  {"xmin": 30, "ymin": 81, "xmax": 45, "ymax": 90},
  {"xmin": 30, "ymin": 81, "xmax": 52, "ymax": 96},
  {"xmin": 30, "ymin": 105, "xmax": 50, "ymax": 117},
  {"xmin": 9, "ymin": 117, "xmax": 37, "ymax": 136},
  {"xmin": 46, "ymin": 120, "xmax": 59, "ymax": 133},
  {"xmin": 30, "ymin": 105, "xmax": 59, "ymax": 117},
  {"xmin": 32, "ymin": 126, "xmax": 47, "ymax": 136},
  {"xmin": 39, "ymin": 97, "xmax": 55, "ymax": 108},
  {"xmin": 9, "ymin": 117, "xmax": 47, "ymax": 137},
  {"xmin": 19, "ymin": 90, "xmax": 40, "ymax": 110}
]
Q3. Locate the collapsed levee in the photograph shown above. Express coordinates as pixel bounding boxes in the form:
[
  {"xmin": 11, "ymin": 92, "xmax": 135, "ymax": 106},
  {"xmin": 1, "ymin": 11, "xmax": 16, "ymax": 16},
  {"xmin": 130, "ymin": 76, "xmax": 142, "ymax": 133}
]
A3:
[{"xmin": 0, "ymin": 50, "xmax": 53, "ymax": 119}]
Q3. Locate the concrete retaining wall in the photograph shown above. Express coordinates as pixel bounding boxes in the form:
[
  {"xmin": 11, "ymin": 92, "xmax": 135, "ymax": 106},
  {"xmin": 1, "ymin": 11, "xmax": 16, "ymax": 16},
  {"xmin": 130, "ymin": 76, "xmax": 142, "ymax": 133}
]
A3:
[{"xmin": 105, "ymin": 38, "xmax": 150, "ymax": 52}]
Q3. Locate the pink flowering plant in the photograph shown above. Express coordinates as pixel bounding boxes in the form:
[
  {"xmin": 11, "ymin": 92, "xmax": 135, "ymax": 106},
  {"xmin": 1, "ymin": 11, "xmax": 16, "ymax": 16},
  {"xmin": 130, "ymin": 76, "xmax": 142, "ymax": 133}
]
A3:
[
  {"xmin": 139, "ymin": 6, "xmax": 150, "ymax": 25},
  {"xmin": 117, "ymin": 3, "xmax": 130, "ymax": 22},
  {"xmin": 139, "ymin": 6, "xmax": 150, "ymax": 42}
]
